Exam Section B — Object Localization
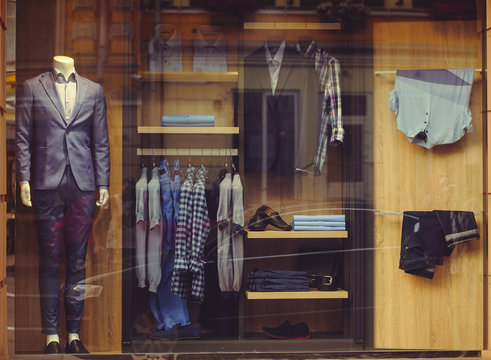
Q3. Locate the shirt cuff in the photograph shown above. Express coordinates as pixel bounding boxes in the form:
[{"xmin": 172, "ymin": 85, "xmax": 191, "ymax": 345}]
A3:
[{"xmin": 330, "ymin": 126, "xmax": 344, "ymax": 145}]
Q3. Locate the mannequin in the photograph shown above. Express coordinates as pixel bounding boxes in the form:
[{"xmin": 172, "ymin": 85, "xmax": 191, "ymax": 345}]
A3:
[
  {"xmin": 20, "ymin": 56, "xmax": 108, "ymax": 208},
  {"xmin": 16, "ymin": 55, "xmax": 110, "ymax": 354}
]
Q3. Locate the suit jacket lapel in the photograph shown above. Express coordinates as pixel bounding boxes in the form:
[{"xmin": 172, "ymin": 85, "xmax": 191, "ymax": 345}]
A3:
[
  {"xmin": 275, "ymin": 48, "xmax": 295, "ymax": 97},
  {"xmin": 252, "ymin": 48, "xmax": 271, "ymax": 94},
  {"xmin": 69, "ymin": 74, "xmax": 88, "ymax": 124},
  {"xmin": 39, "ymin": 72, "xmax": 66, "ymax": 124}
]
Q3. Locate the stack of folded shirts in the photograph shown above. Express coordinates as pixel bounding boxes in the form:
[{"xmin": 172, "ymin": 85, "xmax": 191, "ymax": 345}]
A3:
[
  {"xmin": 161, "ymin": 114, "xmax": 215, "ymax": 127},
  {"xmin": 247, "ymin": 269, "xmax": 310, "ymax": 292},
  {"xmin": 291, "ymin": 215, "xmax": 345, "ymax": 231}
]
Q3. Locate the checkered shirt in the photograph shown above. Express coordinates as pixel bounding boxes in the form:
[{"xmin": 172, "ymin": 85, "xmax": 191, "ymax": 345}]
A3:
[
  {"xmin": 189, "ymin": 166, "xmax": 210, "ymax": 303},
  {"xmin": 171, "ymin": 166, "xmax": 210, "ymax": 303},
  {"xmin": 297, "ymin": 41, "xmax": 344, "ymax": 174},
  {"xmin": 172, "ymin": 167, "xmax": 195, "ymax": 298}
]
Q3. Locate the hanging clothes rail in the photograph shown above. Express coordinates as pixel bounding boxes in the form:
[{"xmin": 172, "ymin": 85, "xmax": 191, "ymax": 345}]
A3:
[
  {"xmin": 243, "ymin": 22, "xmax": 341, "ymax": 30},
  {"xmin": 136, "ymin": 148, "xmax": 238, "ymax": 156}
]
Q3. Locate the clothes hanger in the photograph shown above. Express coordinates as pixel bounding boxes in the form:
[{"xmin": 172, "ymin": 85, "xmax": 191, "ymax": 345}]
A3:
[
  {"xmin": 174, "ymin": 159, "xmax": 181, "ymax": 177},
  {"xmin": 198, "ymin": 25, "xmax": 222, "ymax": 44},
  {"xmin": 266, "ymin": 24, "xmax": 284, "ymax": 55},
  {"xmin": 231, "ymin": 154, "xmax": 238, "ymax": 175},
  {"xmin": 158, "ymin": 24, "xmax": 176, "ymax": 42},
  {"xmin": 224, "ymin": 148, "xmax": 229, "ymax": 173}
]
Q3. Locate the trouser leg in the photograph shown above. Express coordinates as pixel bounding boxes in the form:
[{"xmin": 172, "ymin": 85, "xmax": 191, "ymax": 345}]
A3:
[
  {"xmin": 35, "ymin": 190, "xmax": 65, "ymax": 335},
  {"xmin": 63, "ymin": 190, "xmax": 94, "ymax": 334}
]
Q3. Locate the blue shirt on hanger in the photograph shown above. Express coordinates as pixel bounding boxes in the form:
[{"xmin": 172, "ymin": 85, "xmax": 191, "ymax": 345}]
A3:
[
  {"xmin": 193, "ymin": 25, "xmax": 227, "ymax": 72},
  {"xmin": 389, "ymin": 68, "xmax": 474, "ymax": 149}
]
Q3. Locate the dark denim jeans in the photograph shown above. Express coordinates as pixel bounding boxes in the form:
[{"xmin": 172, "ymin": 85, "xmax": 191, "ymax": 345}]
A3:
[
  {"xmin": 399, "ymin": 210, "xmax": 479, "ymax": 279},
  {"xmin": 249, "ymin": 269, "xmax": 307, "ymax": 280}
]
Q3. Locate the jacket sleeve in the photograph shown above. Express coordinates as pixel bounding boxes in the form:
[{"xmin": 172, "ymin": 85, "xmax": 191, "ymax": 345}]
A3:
[
  {"xmin": 92, "ymin": 84, "xmax": 110, "ymax": 188},
  {"xmin": 15, "ymin": 80, "xmax": 34, "ymax": 184}
]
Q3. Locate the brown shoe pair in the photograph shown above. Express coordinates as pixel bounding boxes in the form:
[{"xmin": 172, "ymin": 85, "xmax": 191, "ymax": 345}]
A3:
[{"xmin": 247, "ymin": 205, "xmax": 292, "ymax": 231}]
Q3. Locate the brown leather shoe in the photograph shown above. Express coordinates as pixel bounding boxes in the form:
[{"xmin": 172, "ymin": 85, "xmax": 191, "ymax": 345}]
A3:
[
  {"xmin": 66, "ymin": 339, "xmax": 89, "ymax": 354},
  {"xmin": 248, "ymin": 205, "xmax": 292, "ymax": 231},
  {"xmin": 44, "ymin": 341, "xmax": 62, "ymax": 354},
  {"xmin": 246, "ymin": 213, "xmax": 268, "ymax": 231}
]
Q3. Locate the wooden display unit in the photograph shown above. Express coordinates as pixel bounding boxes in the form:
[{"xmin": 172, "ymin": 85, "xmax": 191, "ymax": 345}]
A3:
[{"xmin": 242, "ymin": 227, "xmax": 349, "ymax": 337}]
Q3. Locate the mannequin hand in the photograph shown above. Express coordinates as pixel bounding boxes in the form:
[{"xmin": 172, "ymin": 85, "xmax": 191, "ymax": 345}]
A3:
[
  {"xmin": 96, "ymin": 188, "xmax": 109, "ymax": 207},
  {"xmin": 20, "ymin": 182, "xmax": 32, "ymax": 207}
]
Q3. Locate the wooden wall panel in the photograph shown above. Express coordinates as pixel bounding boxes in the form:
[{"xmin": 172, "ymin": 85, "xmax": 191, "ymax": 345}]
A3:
[
  {"xmin": 487, "ymin": 0, "xmax": 491, "ymax": 351},
  {"xmin": 81, "ymin": 81, "xmax": 124, "ymax": 353},
  {"xmin": 373, "ymin": 21, "xmax": 483, "ymax": 350}
]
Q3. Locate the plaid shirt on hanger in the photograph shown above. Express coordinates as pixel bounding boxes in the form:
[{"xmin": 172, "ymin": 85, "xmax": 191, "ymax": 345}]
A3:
[
  {"xmin": 171, "ymin": 166, "xmax": 210, "ymax": 303},
  {"xmin": 297, "ymin": 41, "xmax": 344, "ymax": 174},
  {"xmin": 189, "ymin": 166, "xmax": 210, "ymax": 303},
  {"xmin": 172, "ymin": 167, "xmax": 195, "ymax": 299}
]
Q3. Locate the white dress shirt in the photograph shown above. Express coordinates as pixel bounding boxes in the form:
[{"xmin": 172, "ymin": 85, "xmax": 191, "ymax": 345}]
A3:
[
  {"xmin": 264, "ymin": 41, "xmax": 286, "ymax": 95},
  {"xmin": 53, "ymin": 68, "xmax": 77, "ymax": 122}
]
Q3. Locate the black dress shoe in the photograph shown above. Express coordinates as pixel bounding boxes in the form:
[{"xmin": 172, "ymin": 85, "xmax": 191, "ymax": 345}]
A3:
[
  {"xmin": 263, "ymin": 320, "xmax": 310, "ymax": 339},
  {"xmin": 66, "ymin": 339, "xmax": 89, "ymax": 354},
  {"xmin": 255, "ymin": 205, "xmax": 292, "ymax": 231},
  {"xmin": 44, "ymin": 341, "xmax": 62, "ymax": 354}
]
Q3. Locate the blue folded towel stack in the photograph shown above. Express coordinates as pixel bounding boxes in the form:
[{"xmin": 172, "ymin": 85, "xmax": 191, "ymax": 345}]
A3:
[
  {"xmin": 291, "ymin": 215, "xmax": 345, "ymax": 231},
  {"xmin": 161, "ymin": 114, "xmax": 215, "ymax": 127}
]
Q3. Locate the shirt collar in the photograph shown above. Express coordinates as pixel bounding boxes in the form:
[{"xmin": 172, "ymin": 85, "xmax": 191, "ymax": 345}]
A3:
[
  {"xmin": 295, "ymin": 40, "xmax": 317, "ymax": 58},
  {"xmin": 264, "ymin": 41, "xmax": 286, "ymax": 65},
  {"xmin": 154, "ymin": 27, "xmax": 179, "ymax": 50},
  {"xmin": 51, "ymin": 67, "xmax": 77, "ymax": 83},
  {"xmin": 195, "ymin": 25, "xmax": 226, "ymax": 55}
]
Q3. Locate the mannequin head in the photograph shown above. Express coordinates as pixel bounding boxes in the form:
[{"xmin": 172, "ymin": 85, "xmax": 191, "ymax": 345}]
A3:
[{"xmin": 53, "ymin": 55, "xmax": 75, "ymax": 79}]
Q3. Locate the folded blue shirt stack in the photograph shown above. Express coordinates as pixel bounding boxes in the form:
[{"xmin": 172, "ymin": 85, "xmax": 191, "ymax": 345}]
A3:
[
  {"xmin": 161, "ymin": 114, "xmax": 215, "ymax": 127},
  {"xmin": 291, "ymin": 215, "xmax": 345, "ymax": 231}
]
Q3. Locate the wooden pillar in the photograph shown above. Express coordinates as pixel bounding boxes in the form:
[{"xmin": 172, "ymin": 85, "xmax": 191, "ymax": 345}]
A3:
[
  {"xmin": 487, "ymin": 0, "xmax": 491, "ymax": 352},
  {"xmin": 0, "ymin": 0, "xmax": 7, "ymax": 357}
]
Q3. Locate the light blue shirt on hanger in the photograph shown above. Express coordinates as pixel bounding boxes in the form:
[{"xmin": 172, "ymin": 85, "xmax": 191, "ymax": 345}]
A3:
[{"xmin": 389, "ymin": 68, "xmax": 474, "ymax": 149}]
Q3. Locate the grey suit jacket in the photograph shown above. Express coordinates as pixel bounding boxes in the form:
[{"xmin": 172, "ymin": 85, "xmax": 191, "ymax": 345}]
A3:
[
  {"xmin": 16, "ymin": 70, "xmax": 110, "ymax": 192},
  {"xmin": 243, "ymin": 44, "xmax": 321, "ymax": 174}
]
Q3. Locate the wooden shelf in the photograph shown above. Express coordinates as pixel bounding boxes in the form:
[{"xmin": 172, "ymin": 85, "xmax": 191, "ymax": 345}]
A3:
[
  {"xmin": 243, "ymin": 22, "xmax": 341, "ymax": 30},
  {"xmin": 138, "ymin": 126, "xmax": 239, "ymax": 134},
  {"xmin": 135, "ymin": 71, "xmax": 239, "ymax": 83},
  {"xmin": 246, "ymin": 289, "xmax": 348, "ymax": 300},
  {"xmin": 244, "ymin": 230, "xmax": 348, "ymax": 239},
  {"xmin": 137, "ymin": 148, "xmax": 238, "ymax": 156}
]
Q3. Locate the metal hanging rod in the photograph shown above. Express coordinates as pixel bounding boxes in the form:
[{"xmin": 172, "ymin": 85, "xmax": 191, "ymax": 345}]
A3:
[
  {"xmin": 137, "ymin": 148, "xmax": 238, "ymax": 156},
  {"xmin": 243, "ymin": 22, "xmax": 341, "ymax": 30}
]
